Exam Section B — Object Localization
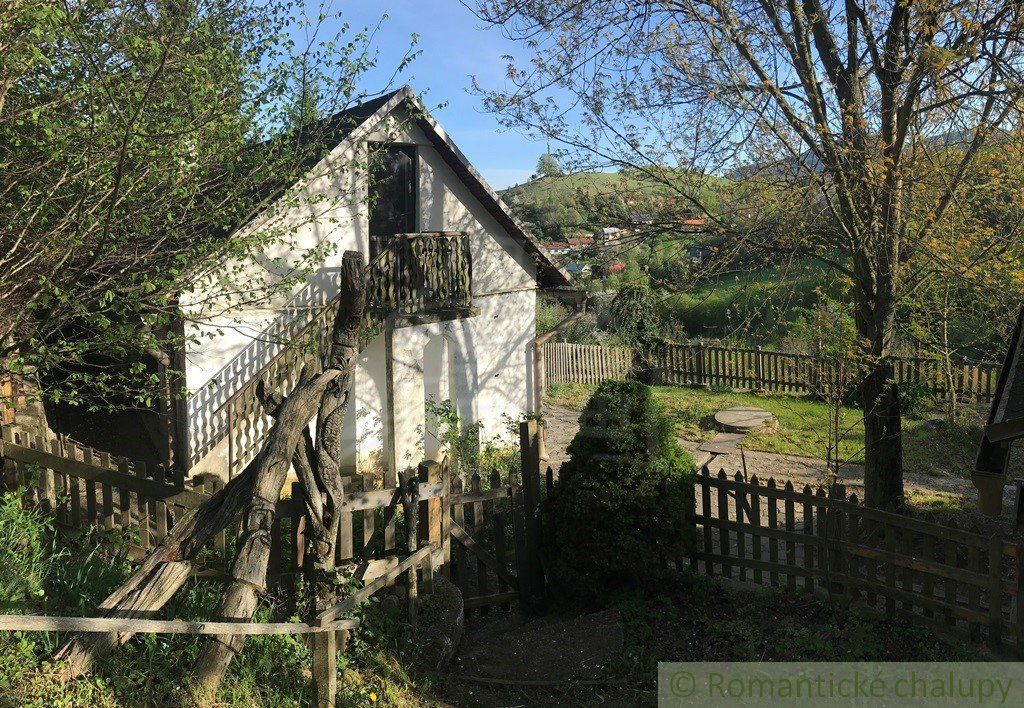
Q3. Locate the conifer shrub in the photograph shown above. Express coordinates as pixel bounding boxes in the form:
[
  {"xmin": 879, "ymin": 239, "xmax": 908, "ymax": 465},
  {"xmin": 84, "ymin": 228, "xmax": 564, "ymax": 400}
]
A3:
[{"xmin": 544, "ymin": 380, "xmax": 697, "ymax": 599}]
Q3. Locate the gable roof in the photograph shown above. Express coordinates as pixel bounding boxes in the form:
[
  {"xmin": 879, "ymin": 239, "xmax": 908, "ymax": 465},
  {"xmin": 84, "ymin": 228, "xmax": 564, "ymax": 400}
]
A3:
[{"xmin": 288, "ymin": 86, "xmax": 572, "ymax": 288}]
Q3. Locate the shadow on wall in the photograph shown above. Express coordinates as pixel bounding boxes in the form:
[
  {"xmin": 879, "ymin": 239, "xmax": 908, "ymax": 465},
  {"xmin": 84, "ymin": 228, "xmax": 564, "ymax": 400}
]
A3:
[{"xmin": 187, "ymin": 266, "xmax": 343, "ymax": 462}]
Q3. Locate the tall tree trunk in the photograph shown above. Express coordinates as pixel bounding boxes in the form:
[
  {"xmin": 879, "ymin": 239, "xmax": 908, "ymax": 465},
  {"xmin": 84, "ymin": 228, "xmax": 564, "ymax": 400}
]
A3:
[
  {"xmin": 861, "ymin": 358, "xmax": 905, "ymax": 509},
  {"xmin": 191, "ymin": 252, "xmax": 365, "ymax": 699}
]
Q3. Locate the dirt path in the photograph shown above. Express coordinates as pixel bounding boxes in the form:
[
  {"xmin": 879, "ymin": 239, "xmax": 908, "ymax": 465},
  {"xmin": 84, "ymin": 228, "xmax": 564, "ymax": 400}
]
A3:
[{"xmin": 542, "ymin": 403, "xmax": 998, "ymax": 507}]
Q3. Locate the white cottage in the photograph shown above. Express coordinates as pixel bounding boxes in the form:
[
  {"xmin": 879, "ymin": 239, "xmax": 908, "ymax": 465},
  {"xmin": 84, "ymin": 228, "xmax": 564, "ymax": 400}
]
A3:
[{"xmin": 172, "ymin": 87, "xmax": 571, "ymax": 481}]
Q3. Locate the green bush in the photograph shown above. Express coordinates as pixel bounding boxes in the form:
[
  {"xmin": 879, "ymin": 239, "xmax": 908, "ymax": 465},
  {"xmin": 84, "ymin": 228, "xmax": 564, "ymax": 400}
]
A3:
[{"xmin": 544, "ymin": 380, "xmax": 697, "ymax": 599}]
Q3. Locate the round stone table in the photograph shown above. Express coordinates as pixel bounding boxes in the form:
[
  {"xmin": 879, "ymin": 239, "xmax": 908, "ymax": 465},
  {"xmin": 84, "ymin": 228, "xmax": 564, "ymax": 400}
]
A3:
[{"xmin": 713, "ymin": 406, "xmax": 776, "ymax": 433}]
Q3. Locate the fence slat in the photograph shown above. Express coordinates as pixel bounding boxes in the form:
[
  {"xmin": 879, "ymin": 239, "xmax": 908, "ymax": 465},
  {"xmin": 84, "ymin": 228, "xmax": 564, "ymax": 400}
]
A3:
[
  {"xmin": 767, "ymin": 478, "xmax": 779, "ymax": 587},
  {"xmin": 717, "ymin": 471, "xmax": 731, "ymax": 579},
  {"xmin": 802, "ymin": 484, "xmax": 815, "ymax": 592},
  {"xmin": 702, "ymin": 469, "xmax": 714, "ymax": 575},
  {"xmin": 784, "ymin": 481, "xmax": 796, "ymax": 589},
  {"xmin": 749, "ymin": 475, "xmax": 762, "ymax": 585},
  {"xmin": 734, "ymin": 472, "xmax": 747, "ymax": 582}
]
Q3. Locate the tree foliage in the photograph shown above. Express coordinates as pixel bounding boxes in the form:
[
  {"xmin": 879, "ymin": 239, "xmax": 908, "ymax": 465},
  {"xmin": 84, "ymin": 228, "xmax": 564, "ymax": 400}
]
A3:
[
  {"xmin": 473, "ymin": 0, "xmax": 1024, "ymax": 508},
  {"xmin": 0, "ymin": 0, "xmax": 415, "ymax": 407},
  {"xmin": 535, "ymin": 152, "xmax": 563, "ymax": 177}
]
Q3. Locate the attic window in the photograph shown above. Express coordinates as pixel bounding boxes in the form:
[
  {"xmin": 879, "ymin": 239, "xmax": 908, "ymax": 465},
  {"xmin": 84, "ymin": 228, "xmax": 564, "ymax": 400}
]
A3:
[{"xmin": 369, "ymin": 143, "xmax": 417, "ymax": 256}]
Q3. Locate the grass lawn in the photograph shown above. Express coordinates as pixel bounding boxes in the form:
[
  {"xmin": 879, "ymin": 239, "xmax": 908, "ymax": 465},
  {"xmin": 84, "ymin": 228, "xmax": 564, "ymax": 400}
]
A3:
[{"xmin": 546, "ymin": 382, "xmax": 1018, "ymax": 480}]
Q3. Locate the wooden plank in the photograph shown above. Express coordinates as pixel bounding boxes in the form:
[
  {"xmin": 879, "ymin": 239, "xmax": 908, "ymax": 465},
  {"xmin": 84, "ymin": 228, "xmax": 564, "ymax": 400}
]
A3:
[
  {"xmin": 938, "ymin": 532, "xmax": 958, "ymax": 628},
  {"xmin": 213, "ymin": 478, "xmax": 227, "ymax": 561},
  {"xmin": 717, "ymin": 471, "xmax": 731, "ymax": 579},
  {"xmin": 695, "ymin": 515, "xmax": 825, "ymax": 546},
  {"xmin": 899, "ymin": 518, "xmax": 913, "ymax": 613},
  {"xmin": 801, "ymin": 484, "xmax": 815, "ymax": 592},
  {"xmin": 493, "ymin": 510, "xmax": 511, "ymax": 607},
  {"xmin": 69, "ymin": 445, "xmax": 82, "ymax": 529},
  {"xmin": 473, "ymin": 473, "xmax": 489, "ymax": 607},
  {"xmin": 845, "ymin": 494, "xmax": 860, "ymax": 605},
  {"xmin": 83, "ymin": 447, "xmax": 98, "ymax": 529},
  {"xmin": 452, "ymin": 477, "xmax": 470, "ymax": 598},
  {"xmin": 815, "ymin": 487, "xmax": 829, "ymax": 590},
  {"xmin": 988, "ymin": 536, "xmax": 1004, "ymax": 649},
  {"xmin": 338, "ymin": 499, "xmax": 354, "ymax": 564},
  {"xmin": 1015, "ymin": 541, "xmax": 1024, "ymax": 654},
  {"xmin": 449, "ymin": 487, "xmax": 513, "ymax": 505},
  {"xmin": 968, "ymin": 545, "xmax": 982, "ymax": 641},
  {"xmin": 98, "ymin": 451, "xmax": 115, "ymax": 532},
  {"xmin": 51, "ymin": 438, "xmax": 68, "ymax": 526},
  {"xmin": 749, "ymin": 475, "xmax": 762, "ymax": 585},
  {"xmin": 340, "ymin": 481, "xmax": 443, "ymax": 512},
  {"xmin": 362, "ymin": 500, "xmax": 376, "ymax": 560},
  {"xmin": 767, "ymin": 478, "xmax": 779, "ymax": 586},
  {"xmin": 884, "ymin": 522, "xmax": 897, "ymax": 616},
  {"xmin": 152, "ymin": 466, "xmax": 168, "ymax": 543},
  {"xmin": 921, "ymin": 530, "xmax": 937, "ymax": 620},
  {"xmin": 463, "ymin": 591, "xmax": 519, "ymax": 610},
  {"xmin": 735, "ymin": 472, "xmax": 747, "ymax": 582},
  {"xmin": 700, "ymin": 471, "xmax": 714, "ymax": 575},
  {"xmin": 316, "ymin": 545, "xmax": 433, "ymax": 625},
  {"xmin": 450, "ymin": 520, "xmax": 518, "ymax": 588},
  {"xmin": 0, "ymin": 614, "xmax": 358, "ymax": 635},
  {"xmin": 784, "ymin": 481, "xmax": 796, "ymax": 589},
  {"xmin": 691, "ymin": 552, "xmax": 822, "ymax": 580},
  {"xmin": 831, "ymin": 571, "xmax": 991, "ymax": 626}
]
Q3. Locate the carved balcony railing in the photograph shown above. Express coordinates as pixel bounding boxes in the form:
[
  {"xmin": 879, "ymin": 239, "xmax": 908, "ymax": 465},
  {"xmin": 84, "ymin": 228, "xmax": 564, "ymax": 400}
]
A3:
[
  {"xmin": 191, "ymin": 231, "xmax": 475, "ymax": 475},
  {"xmin": 366, "ymin": 231, "xmax": 474, "ymax": 323}
]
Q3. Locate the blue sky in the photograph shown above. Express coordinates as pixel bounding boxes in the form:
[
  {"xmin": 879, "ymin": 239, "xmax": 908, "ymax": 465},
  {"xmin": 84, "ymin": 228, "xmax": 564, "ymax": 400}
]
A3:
[{"xmin": 326, "ymin": 1, "xmax": 546, "ymax": 190}]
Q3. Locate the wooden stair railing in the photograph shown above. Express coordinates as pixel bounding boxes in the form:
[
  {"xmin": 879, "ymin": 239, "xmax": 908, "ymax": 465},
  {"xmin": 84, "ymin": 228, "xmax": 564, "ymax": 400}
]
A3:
[{"xmin": 196, "ymin": 233, "xmax": 473, "ymax": 476}]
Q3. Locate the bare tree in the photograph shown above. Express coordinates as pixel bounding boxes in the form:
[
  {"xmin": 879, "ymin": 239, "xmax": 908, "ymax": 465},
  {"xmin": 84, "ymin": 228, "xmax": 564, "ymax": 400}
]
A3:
[{"xmin": 470, "ymin": 0, "xmax": 1024, "ymax": 508}]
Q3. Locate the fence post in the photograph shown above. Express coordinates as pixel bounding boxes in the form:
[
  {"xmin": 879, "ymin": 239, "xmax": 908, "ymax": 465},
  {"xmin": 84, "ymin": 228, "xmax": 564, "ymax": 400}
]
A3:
[
  {"xmin": 312, "ymin": 628, "xmax": 337, "ymax": 708},
  {"xmin": 1015, "ymin": 542, "xmax": 1024, "ymax": 656},
  {"xmin": 754, "ymin": 346, "xmax": 763, "ymax": 390},
  {"xmin": 403, "ymin": 467, "xmax": 422, "ymax": 633},
  {"xmin": 988, "ymin": 536, "xmax": 1004, "ymax": 650},
  {"xmin": 518, "ymin": 420, "xmax": 545, "ymax": 609},
  {"xmin": 696, "ymin": 343, "xmax": 707, "ymax": 387}
]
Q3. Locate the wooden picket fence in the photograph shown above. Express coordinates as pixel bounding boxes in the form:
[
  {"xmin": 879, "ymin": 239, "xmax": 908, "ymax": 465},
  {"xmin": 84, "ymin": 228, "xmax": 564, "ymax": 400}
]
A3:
[
  {"xmin": 542, "ymin": 341, "xmax": 633, "ymax": 386},
  {"xmin": 0, "ymin": 423, "xmax": 541, "ymax": 618},
  {"xmin": 541, "ymin": 341, "xmax": 1001, "ymax": 404},
  {"xmin": 691, "ymin": 468, "xmax": 1024, "ymax": 652}
]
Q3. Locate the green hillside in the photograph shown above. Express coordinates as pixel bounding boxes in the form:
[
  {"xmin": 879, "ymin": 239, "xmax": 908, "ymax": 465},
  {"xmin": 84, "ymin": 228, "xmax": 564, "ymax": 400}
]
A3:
[{"xmin": 500, "ymin": 170, "xmax": 730, "ymax": 240}]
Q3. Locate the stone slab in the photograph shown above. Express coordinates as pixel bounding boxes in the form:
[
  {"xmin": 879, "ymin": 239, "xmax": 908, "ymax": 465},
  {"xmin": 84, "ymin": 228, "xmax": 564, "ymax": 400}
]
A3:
[{"xmin": 698, "ymin": 432, "xmax": 747, "ymax": 455}]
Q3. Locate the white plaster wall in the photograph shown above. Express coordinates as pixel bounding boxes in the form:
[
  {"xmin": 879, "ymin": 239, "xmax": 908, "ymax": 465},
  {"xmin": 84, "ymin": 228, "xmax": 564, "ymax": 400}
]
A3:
[
  {"xmin": 388, "ymin": 288, "xmax": 536, "ymax": 473},
  {"xmin": 182, "ymin": 102, "xmax": 538, "ymax": 476}
]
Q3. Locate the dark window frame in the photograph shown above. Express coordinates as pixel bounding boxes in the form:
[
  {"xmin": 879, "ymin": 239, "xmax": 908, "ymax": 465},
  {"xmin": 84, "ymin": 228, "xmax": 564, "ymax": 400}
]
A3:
[{"xmin": 368, "ymin": 142, "xmax": 418, "ymax": 259}]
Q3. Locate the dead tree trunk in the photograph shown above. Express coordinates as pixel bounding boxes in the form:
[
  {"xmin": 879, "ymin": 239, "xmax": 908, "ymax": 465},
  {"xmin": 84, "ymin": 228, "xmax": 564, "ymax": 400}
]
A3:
[
  {"xmin": 52, "ymin": 251, "xmax": 367, "ymax": 689},
  {"xmin": 52, "ymin": 458, "xmax": 260, "ymax": 679},
  {"xmin": 308, "ymin": 253, "xmax": 365, "ymax": 707},
  {"xmin": 191, "ymin": 252, "xmax": 366, "ymax": 699}
]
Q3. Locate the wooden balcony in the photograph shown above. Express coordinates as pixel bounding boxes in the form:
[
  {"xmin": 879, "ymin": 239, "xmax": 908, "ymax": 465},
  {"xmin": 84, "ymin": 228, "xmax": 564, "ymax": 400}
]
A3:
[{"xmin": 367, "ymin": 231, "xmax": 476, "ymax": 325}]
